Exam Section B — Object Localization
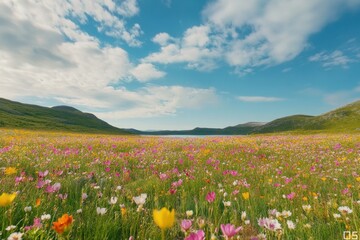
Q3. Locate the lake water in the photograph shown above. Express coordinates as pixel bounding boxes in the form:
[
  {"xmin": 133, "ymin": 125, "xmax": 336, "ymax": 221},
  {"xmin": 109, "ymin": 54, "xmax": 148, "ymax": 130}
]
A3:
[{"xmin": 142, "ymin": 135, "xmax": 244, "ymax": 138}]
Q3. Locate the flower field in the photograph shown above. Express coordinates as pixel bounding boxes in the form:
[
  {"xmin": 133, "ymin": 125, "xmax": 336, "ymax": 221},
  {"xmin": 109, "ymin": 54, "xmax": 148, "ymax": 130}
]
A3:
[{"xmin": 0, "ymin": 129, "xmax": 359, "ymax": 240}]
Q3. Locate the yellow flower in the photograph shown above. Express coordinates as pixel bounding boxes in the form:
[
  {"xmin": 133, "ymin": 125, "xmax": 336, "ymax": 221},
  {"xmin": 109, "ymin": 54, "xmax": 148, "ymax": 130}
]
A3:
[
  {"xmin": 0, "ymin": 192, "xmax": 16, "ymax": 207},
  {"xmin": 153, "ymin": 207, "xmax": 175, "ymax": 230},
  {"xmin": 321, "ymin": 177, "xmax": 327, "ymax": 181},
  {"xmin": 4, "ymin": 167, "xmax": 17, "ymax": 175},
  {"xmin": 242, "ymin": 192, "xmax": 250, "ymax": 200},
  {"xmin": 356, "ymin": 177, "xmax": 360, "ymax": 182}
]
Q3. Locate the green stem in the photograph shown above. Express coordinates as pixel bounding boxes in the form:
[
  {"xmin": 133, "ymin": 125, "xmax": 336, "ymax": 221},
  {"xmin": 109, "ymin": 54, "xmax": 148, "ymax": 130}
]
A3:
[{"xmin": 161, "ymin": 229, "xmax": 165, "ymax": 240}]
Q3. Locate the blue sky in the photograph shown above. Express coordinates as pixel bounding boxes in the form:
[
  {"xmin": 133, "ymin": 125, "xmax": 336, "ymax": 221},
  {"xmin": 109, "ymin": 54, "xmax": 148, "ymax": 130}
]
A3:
[{"xmin": 0, "ymin": 0, "xmax": 360, "ymax": 130}]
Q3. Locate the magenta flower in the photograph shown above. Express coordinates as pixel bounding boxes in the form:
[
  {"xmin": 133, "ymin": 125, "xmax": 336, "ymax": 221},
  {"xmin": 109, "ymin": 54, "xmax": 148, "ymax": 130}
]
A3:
[
  {"xmin": 220, "ymin": 224, "xmax": 242, "ymax": 238},
  {"xmin": 206, "ymin": 192, "xmax": 216, "ymax": 203},
  {"xmin": 185, "ymin": 230, "xmax": 205, "ymax": 240},
  {"xmin": 286, "ymin": 192, "xmax": 296, "ymax": 200}
]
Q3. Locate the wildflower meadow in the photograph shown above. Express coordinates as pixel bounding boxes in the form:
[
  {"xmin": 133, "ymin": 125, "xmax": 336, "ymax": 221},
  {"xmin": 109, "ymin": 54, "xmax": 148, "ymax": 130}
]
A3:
[{"xmin": 0, "ymin": 129, "xmax": 359, "ymax": 240}]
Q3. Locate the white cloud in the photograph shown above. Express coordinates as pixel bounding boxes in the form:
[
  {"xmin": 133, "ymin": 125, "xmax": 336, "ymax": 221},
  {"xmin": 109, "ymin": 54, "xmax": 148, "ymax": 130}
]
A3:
[
  {"xmin": 152, "ymin": 33, "xmax": 174, "ymax": 46},
  {"xmin": 309, "ymin": 50, "xmax": 352, "ymax": 68},
  {"xmin": 237, "ymin": 96, "xmax": 284, "ymax": 102},
  {"xmin": 130, "ymin": 63, "xmax": 166, "ymax": 82},
  {"xmin": 146, "ymin": 0, "xmax": 360, "ymax": 74},
  {"xmin": 145, "ymin": 25, "xmax": 221, "ymax": 71},
  {"xmin": 117, "ymin": 0, "xmax": 139, "ymax": 17},
  {"xmin": 0, "ymin": 0, "xmax": 218, "ymax": 123},
  {"xmin": 94, "ymin": 86, "xmax": 218, "ymax": 120},
  {"xmin": 205, "ymin": 0, "xmax": 360, "ymax": 69}
]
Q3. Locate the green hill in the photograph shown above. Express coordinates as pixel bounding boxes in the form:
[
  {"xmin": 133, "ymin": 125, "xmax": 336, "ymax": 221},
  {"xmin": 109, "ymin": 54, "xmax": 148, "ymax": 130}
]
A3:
[
  {"xmin": 254, "ymin": 100, "xmax": 360, "ymax": 133},
  {"xmin": 0, "ymin": 98, "xmax": 131, "ymax": 134},
  {"xmin": 138, "ymin": 100, "xmax": 360, "ymax": 135}
]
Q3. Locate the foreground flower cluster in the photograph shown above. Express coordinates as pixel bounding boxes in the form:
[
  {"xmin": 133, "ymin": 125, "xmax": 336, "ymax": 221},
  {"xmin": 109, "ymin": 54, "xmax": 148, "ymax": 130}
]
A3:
[{"xmin": 0, "ymin": 129, "xmax": 359, "ymax": 239}]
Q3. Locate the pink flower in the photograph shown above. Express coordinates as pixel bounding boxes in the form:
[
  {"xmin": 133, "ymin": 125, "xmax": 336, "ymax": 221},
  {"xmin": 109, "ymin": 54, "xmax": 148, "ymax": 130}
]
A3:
[
  {"xmin": 45, "ymin": 182, "xmax": 61, "ymax": 193},
  {"xmin": 220, "ymin": 224, "xmax": 242, "ymax": 238},
  {"xmin": 284, "ymin": 177, "xmax": 293, "ymax": 184},
  {"xmin": 206, "ymin": 192, "xmax": 216, "ymax": 203},
  {"xmin": 181, "ymin": 219, "xmax": 192, "ymax": 232},
  {"xmin": 33, "ymin": 218, "xmax": 42, "ymax": 228},
  {"xmin": 159, "ymin": 173, "xmax": 168, "ymax": 180},
  {"xmin": 38, "ymin": 170, "xmax": 49, "ymax": 178},
  {"xmin": 286, "ymin": 192, "xmax": 296, "ymax": 200},
  {"xmin": 185, "ymin": 230, "xmax": 205, "ymax": 240}
]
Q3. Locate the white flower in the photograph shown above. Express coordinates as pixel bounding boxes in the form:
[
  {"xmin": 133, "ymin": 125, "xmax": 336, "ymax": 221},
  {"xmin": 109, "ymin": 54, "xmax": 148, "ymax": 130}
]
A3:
[
  {"xmin": 333, "ymin": 213, "xmax": 341, "ymax": 219},
  {"xmin": 93, "ymin": 186, "xmax": 100, "ymax": 189},
  {"xmin": 257, "ymin": 233, "xmax": 267, "ymax": 240},
  {"xmin": 241, "ymin": 211, "xmax": 247, "ymax": 221},
  {"xmin": 133, "ymin": 193, "xmax": 147, "ymax": 206},
  {"xmin": 41, "ymin": 214, "xmax": 51, "ymax": 221},
  {"xmin": 281, "ymin": 210, "xmax": 292, "ymax": 218},
  {"xmin": 24, "ymin": 206, "xmax": 32, "ymax": 212},
  {"xmin": 258, "ymin": 218, "xmax": 282, "ymax": 232},
  {"xmin": 116, "ymin": 186, "xmax": 122, "ymax": 191},
  {"xmin": 245, "ymin": 220, "xmax": 250, "ymax": 225},
  {"xmin": 186, "ymin": 210, "xmax": 193, "ymax": 217},
  {"xmin": 232, "ymin": 180, "xmax": 238, "ymax": 186},
  {"xmin": 302, "ymin": 205, "xmax": 311, "ymax": 213},
  {"xmin": 223, "ymin": 192, "xmax": 228, "ymax": 197},
  {"xmin": 268, "ymin": 209, "xmax": 279, "ymax": 217},
  {"xmin": 96, "ymin": 207, "xmax": 107, "ymax": 215},
  {"xmin": 7, "ymin": 232, "xmax": 23, "ymax": 240},
  {"xmin": 76, "ymin": 209, "xmax": 83, "ymax": 214},
  {"xmin": 338, "ymin": 206, "xmax": 352, "ymax": 215},
  {"xmin": 223, "ymin": 201, "xmax": 231, "ymax": 207},
  {"xmin": 286, "ymin": 220, "xmax": 296, "ymax": 229},
  {"xmin": 5, "ymin": 225, "xmax": 16, "ymax": 231},
  {"xmin": 82, "ymin": 193, "xmax": 88, "ymax": 200},
  {"xmin": 356, "ymin": 200, "xmax": 360, "ymax": 205},
  {"xmin": 109, "ymin": 196, "xmax": 118, "ymax": 205}
]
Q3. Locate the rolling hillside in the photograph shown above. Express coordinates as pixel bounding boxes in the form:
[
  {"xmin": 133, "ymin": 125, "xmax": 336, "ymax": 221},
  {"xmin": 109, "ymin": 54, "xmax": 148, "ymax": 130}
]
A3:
[
  {"xmin": 254, "ymin": 100, "xmax": 360, "ymax": 133},
  {"xmin": 0, "ymin": 98, "xmax": 131, "ymax": 134}
]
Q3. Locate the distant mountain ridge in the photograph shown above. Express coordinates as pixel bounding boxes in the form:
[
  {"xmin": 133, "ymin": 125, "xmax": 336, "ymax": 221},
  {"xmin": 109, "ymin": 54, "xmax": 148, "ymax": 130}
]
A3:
[
  {"xmin": 138, "ymin": 100, "xmax": 360, "ymax": 135},
  {"xmin": 0, "ymin": 97, "xmax": 359, "ymax": 135},
  {"xmin": 0, "ymin": 98, "xmax": 131, "ymax": 134}
]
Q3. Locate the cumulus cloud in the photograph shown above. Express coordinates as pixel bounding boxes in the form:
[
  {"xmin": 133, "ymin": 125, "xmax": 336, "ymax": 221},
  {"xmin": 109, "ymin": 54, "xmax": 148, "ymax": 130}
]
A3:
[
  {"xmin": 130, "ymin": 63, "xmax": 166, "ymax": 82},
  {"xmin": 144, "ymin": 25, "xmax": 222, "ymax": 71},
  {"xmin": 0, "ymin": 0, "xmax": 218, "ymax": 123},
  {"xmin": 204, "ymin": 0, "xmax": 360, "ymax": 69},
  {"xmin": 309, "ymin": 50, "xmax": 353, "ymax": 68},
  {"xmin": 237, "ymin": 96, "xmax": 284, "ymax": 102},
  {"xmin": 93, "ymin": 86, "xmax": 218, "ymax": 120},
  {"xmin": 146, "ymin": 0, "xmax": 360, "ymax": 74}
]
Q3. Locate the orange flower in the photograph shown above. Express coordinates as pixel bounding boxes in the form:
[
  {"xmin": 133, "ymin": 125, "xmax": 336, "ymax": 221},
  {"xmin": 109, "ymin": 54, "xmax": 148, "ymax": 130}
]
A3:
[
  {"xmin": 121, "ymin": 207, "xmax": 127, "ymax": 216},
  {"xmin": 52, "ymin": 214, "xmax": 73, "ymax": 234},
  {"xmin": 35, "ymin": 198, "xmax": 41, "ymax": 207}
]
